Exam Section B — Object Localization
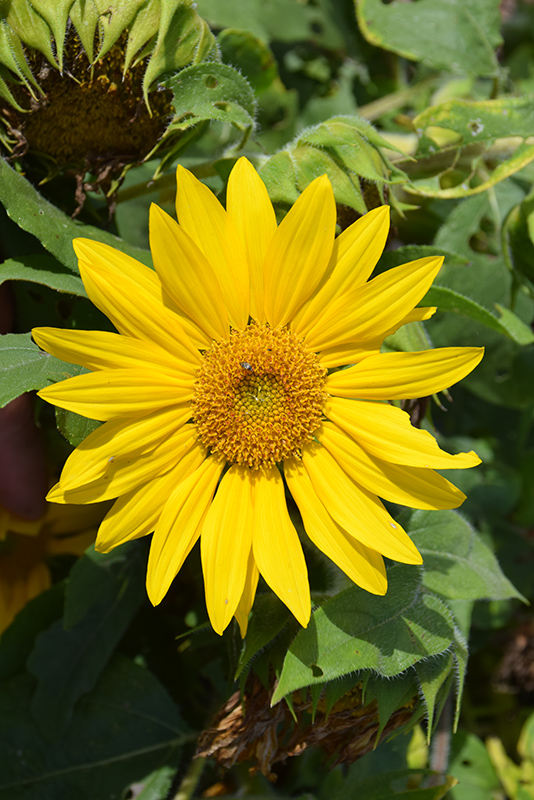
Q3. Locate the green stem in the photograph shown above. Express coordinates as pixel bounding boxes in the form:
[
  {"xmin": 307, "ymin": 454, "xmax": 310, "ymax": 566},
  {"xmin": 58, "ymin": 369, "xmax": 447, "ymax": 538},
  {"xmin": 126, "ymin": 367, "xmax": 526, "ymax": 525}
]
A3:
[
  {"xmin": 357, "ymin": 78, "xmax": 435, "ymax": 122},
  {"xmin": 170, "ymin": 756, "xmax": 206, "ymax": 800}
]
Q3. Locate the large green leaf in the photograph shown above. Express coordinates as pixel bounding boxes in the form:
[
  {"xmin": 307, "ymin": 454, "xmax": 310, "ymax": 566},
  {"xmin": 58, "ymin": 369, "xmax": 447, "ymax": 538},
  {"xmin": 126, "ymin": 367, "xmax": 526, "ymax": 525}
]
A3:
[
  {"xmin": 0, "ymin": 160, "xmax": 152, "ymax": 272},
  {"xmin": 424, "ymin": 285, "xmax": 534, "ymax": 345},
  {"xmin": 0, "ymin": 584, "xmax": 65, "ymax": 684},
  {"xmin": 271, "ymin": 565, "xmax": 456, "ymax": 704},
  {"xmin": 355, "ymin": 0, "xmax": 501, "ymax": 76},
  {"xmin": 410, "ymin": 510, "xmax": 524, "ymax": 602},
  {"xmin": 0, "ymin": 255, "xmax": 86, "ymax": 296},
  {"xmin": 379, "ymin": 241, "xmax": 533, "ymax": 345},
  {"xmin": 26, "ymin": 545, "xmax": 146, "ymax": 740},
  {"xmin": 0, "ymin": 333, "xmax": 77, "ymax": 408},
  {"xmin": 0, "ymin": 656, "xmax": 188, "ymax": 800}
]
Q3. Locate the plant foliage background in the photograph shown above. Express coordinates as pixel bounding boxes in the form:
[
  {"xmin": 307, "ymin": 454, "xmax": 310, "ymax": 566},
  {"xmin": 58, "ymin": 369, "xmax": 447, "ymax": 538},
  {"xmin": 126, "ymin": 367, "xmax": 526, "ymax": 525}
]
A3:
[{"xmin": 1, "ymin": 0, "xmax": 534, "ymax": 798}]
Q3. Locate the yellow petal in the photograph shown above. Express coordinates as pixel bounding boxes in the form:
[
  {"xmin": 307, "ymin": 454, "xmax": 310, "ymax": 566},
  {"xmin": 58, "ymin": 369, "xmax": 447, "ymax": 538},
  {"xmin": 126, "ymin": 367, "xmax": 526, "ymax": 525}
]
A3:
[
  {"xmin": 292, "ymin": 205, "xmax": 390, "ymax": 337},
  {"xmin": 96, "ymin": 444, "xmax": 207, "ymax": 553},
  {"xmin": 176, "ymin": 165, "xmax": 249, "ymax": 329},
  {"xmin": 51, "ymin": 420, "xmax": 197, "ymax": 504},
  {"xmin": 302, "ymin": 443, "xmax": 422, "ymax": 565},
  {"xmin": 59, "ymin": 414, "xmax": 195, "ymax": 493},
  {"xmin": 317, "ymin": 307, "xmax": 436, "ymax": 368},
  {"xmin": 146, "ymin": 455, "xmax": 224, "ymax": 606},
  {"xmin": 38, "ymin": 368, "xmax": 194, "ymax": 421},
  {"xmin": 252, "ymin": 466, "xmax": 310, "ymax": 627},
  {"xmin": 73, "ymin": 238, "xmax": 200, "ymax": 364},
  {"xmin": 264, "ymin": 175, "xmax": 336, "ymax": 328},
  {"xmin": 234, "ymin": 550, "xmax": 260, "ymax": 638},
  {"xmin": 325, "ymin": 397, "xmax": 481, "ymax": 469},
  {"xmin": 326, "ymin": 347, "xmax": 484, "ymax": 400},
  {"xmin": 227, "ymin": 157, "xmax": 277, "ymax": 322},
  {"xmin": 285, "ymin": 457, "xmax": 387, "ymax": 594},
  {"xmin": 304, "ymin": 256, "xmax": 443, "ymax": 351},
  {"xmin": 319, "ymin": 343, "xmax": 380, "ymax": 369},
  {"xmin": 201, "ymin": 465, "xmax": 254, "ymax": 635},
  {"xmin": 150, "ymin": 204, "xmax": 229, "ymax": 341},
  {"xmin": 32, "ymin": 328, "xmax": 195, "ymax": 375},
  {"xmin": 318, "ymin": 422, "xmax": 467, "ymax": 509}
]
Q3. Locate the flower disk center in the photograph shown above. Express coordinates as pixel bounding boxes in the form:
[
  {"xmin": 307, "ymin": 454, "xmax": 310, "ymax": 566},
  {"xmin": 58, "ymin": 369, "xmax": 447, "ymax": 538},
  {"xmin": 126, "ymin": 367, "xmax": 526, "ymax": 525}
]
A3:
[{"xmin": 192, "ymin": 323, "xmax": 327, "ymax": 469}]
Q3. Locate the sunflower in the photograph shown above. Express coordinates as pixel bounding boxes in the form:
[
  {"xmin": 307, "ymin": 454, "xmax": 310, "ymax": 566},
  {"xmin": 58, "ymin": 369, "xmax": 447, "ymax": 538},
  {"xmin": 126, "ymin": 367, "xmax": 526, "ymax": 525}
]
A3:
[
  {"xmin": 0, "ymin": 503, "xmax": 100, "ymax": 635},
  {"xmin": 33, "ymin": 158, "xmax": 483, "ymax": 636}
]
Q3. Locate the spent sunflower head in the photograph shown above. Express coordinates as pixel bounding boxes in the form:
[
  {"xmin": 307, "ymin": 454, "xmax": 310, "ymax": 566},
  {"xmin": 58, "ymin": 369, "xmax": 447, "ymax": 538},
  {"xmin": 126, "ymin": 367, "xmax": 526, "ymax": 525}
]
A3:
[
  {"xmin": 33, "ymin": 158, "xmax": 484, "ymax": 636},
  {"xmin": 0, "ymin": 0, "xmax": 217, "ymax": 205}
]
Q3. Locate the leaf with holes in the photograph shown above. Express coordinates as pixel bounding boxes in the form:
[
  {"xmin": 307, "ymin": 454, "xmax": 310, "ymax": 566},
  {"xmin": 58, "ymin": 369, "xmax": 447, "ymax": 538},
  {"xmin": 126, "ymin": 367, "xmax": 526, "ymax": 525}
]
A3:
[{"xmin": 165, "ymin": 63, "xmax": 256, "ymax": 136}]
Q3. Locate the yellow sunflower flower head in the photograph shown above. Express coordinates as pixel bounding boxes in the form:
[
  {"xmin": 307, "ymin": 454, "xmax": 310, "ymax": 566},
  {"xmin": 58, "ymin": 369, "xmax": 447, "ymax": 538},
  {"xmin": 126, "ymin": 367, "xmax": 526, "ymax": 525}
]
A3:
[
  {"xmin": 33, "ymin": 158, "xmax": 484, "ymax": 637},
  {"xmin": 0, "ymin": 502, "xmax": 100, "ymax": 635}
]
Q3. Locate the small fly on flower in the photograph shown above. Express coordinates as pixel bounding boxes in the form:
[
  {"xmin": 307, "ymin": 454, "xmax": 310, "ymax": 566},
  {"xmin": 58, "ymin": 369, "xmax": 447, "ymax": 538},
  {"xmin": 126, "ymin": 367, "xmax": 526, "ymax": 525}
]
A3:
[{"xmin": 240, "ymin": 362, "xmax": 254, "ymax": 373}]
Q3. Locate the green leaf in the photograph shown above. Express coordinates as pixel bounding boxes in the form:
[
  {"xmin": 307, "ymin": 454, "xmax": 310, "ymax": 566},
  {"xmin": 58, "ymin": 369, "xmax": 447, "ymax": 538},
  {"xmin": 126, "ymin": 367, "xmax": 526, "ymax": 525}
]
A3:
[
  {"xmin": 133, "ymin": 766, "xmax": 176, "ymax": 800},
  {"xmin": 272, "ymin": 565, "xmax": 456, "ymax": 704},
  {"xmin": 2, "ymin": 0, "xmax": 58, "ymax": 70},
  {"xmin": 55, "ymin": 404, "xmax": 101, "ymax": 448},
  {"xmin": 380, "ymin": 238, "xmax": 533, "ymax": 345},
  {"xmin": 0, "ymin": 655, "xmax": 188, "ymax": 800},
  {"xmin": 27, "ymin": 0, "xmax": 76, "ymax": 70},
  {"xmin": 0, "ymin": 333, "xmax": 77, "ymax": 408},
  {"xmin": 449, "ymin": 732, "xmax": 501, "ymax": 800},
  {"xmin": 423, "ymin": 285, "xmax": 534, "ymax": 345},
  {"xmin": 235, "ymin": 593, "xmax": 291, "ymax": 679},
  {"xmin": 364, "ymin": 671, "xmax": 421, "ymax": 739},
  {"xmin": 165, "ymin": 62, "xmax": 257, "ymax": 135},
  {"xmin": 409, "ymin": 510, "xmax": 524, "ymax": 602},
  {"xmin": 415, "ymin": 651, "xmax": 454, "ymax": 734},
  {"xmin": 0, "ymin": 584, "xmax": 65, "ymax": 683},
  {"xmin": 141, "ymin": 2, "xmax": 218, "ymax": 105},
  {"xmin": 415, "ymin": 96, "xmax": 534, "ymax": 149},
  {"xmin": 400, "ymin": 97, "xmax": 534, "ymax": 199},
  {"xmin": 217, "ymin": 29, "xmax": 278, "ymax": 93},
  {"xmin": 323, "ymin": 673, "xmax": 362, "ymax": 717},
  {"xmin": 0, "ymin": 255, "xmax": 86, "ymax": 296},
  {"xmin": 0, "ymin": 159, "xmax": 153, "ymax": 272},
  {"xmin": 355, "ymin": 0, "xmax": 501, "ymax": 77},
  {"xmin": 384, "ymin": 320, "xmax": 433, "ymax": 355},
  {"xmin": 333, "ymin": 768, "xmax": 457, "ymax": 800},
  {"xmin": 494, "ymin": 303, "xmax": 534, "ymax": 345},
  {"xmin": 502, "ymin": 192, "xmax": 534, "ymax": 285},
  {"xmin": 197, "ymin": 0, "xmax": 343, "ymax": 46},
  {"xmin": 26, "ymin": 545, "xmax": 146, "ymax": 740},
  {"xmin": 452, "ymin": 624, "xmax": 468, "ymax": 730}
]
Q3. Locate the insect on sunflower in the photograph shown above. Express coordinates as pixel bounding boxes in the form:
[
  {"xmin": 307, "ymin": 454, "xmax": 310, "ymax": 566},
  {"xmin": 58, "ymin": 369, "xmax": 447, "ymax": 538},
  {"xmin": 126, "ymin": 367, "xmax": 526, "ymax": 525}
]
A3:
[{"xmin": 33, "ymin": 157, "xmax": 483, "ymax": 636}]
